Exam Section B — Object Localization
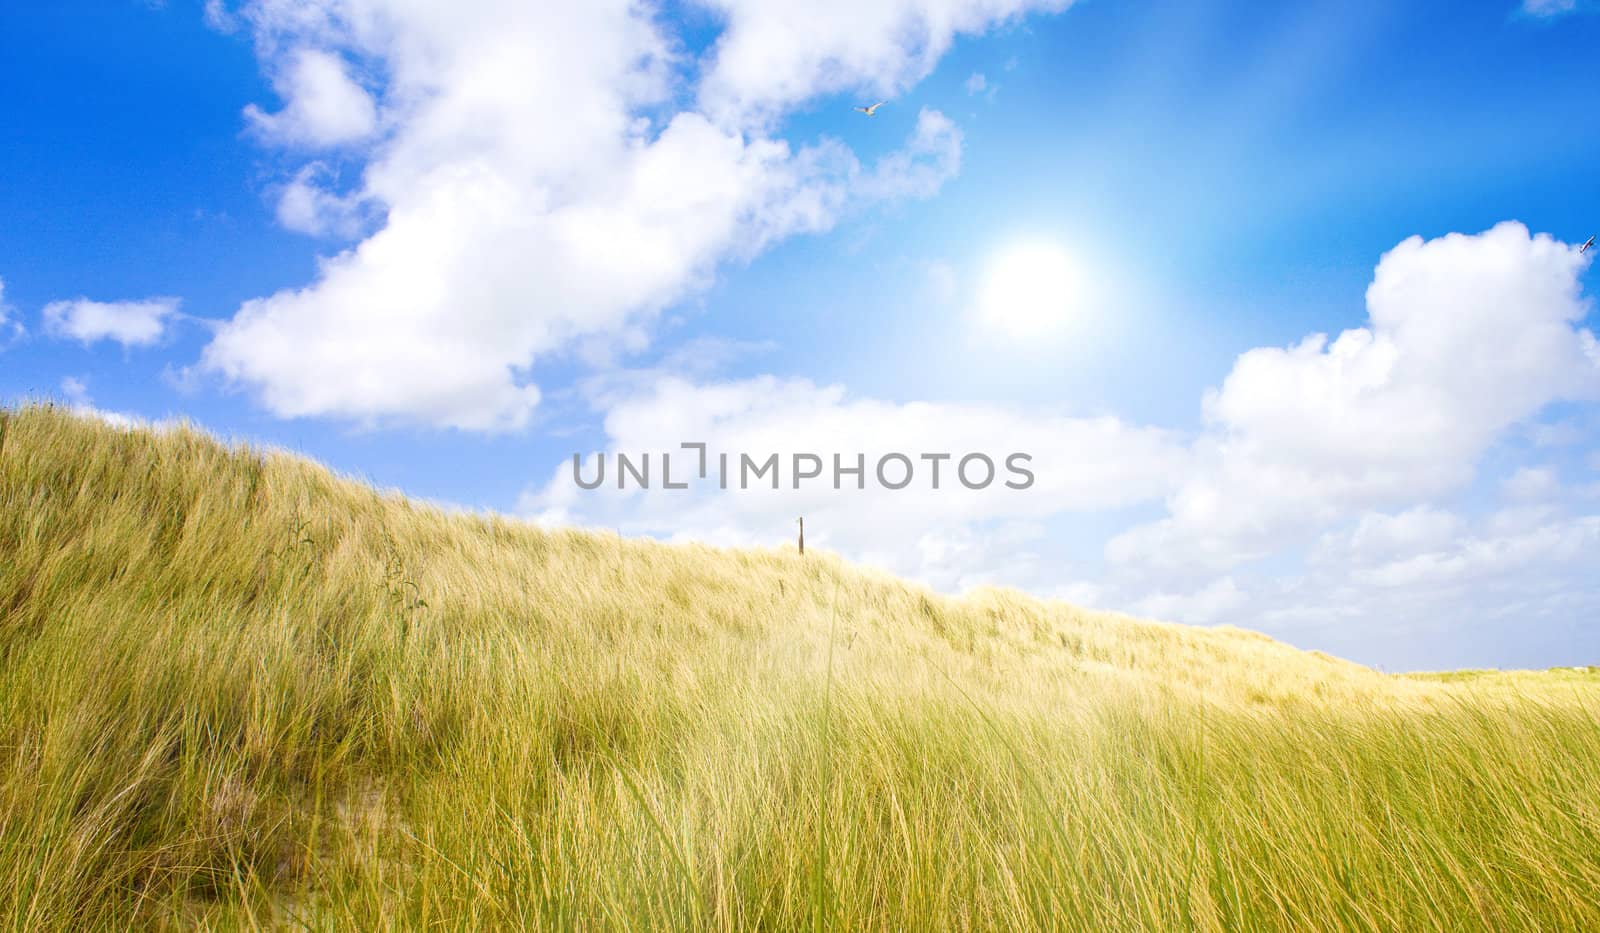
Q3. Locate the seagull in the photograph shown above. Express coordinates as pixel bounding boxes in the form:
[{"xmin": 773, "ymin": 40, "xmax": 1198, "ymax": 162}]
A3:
[
  {"xmin": 854, "ymin": 102, "xmax": 885, "ymax": 117},
  {"xmin": 1582, "ymin": 236, "xmax": 1596, "ymax": 255}
]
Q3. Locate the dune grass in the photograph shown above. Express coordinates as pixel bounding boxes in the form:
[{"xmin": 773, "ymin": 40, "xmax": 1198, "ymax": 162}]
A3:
[{"xmin": 1, "ymin": 403, "xmax": 1598, "ymax": 930}]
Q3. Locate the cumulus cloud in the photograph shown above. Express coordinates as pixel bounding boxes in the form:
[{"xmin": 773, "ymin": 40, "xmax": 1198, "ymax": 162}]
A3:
[
  {"xmin": 43, "ymin": 296, "xmax": 180, "ymax": 347},
  {"xmin": 696, "ymin": 0, "xmax": 1071, "ymax": 126},
  {"xmin": 0, "ymin": 277, "xmax": 20, "ymax": 346},
  {"xmin": 204, "ymin": 0, "xmax": 1015, "ymax": 430},
  {"xmin": 521, "ymin": 374, "xmax": 1187, "ymax": 590},
  {"xmin": 857, "ymin": 108, "xmax": 963, "ymax": 199},
  {"xmin": 60, "ymin": 377, "xmax": 137, "ymax": 429},
  {"xmin": 1108, "ymin": 222, "xmax": 1598, "ymax": 579},
  {"xmin": 273, "ymin": 162, "xmax": 369, "ymax": 237},
  {"xmin": 244, "ymin": 47, "xmax": 377, "ymax": 147}
]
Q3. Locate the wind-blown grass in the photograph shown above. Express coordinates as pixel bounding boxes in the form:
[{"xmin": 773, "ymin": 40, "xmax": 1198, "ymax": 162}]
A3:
[{"xmin": 1, "ymin": 403, "xmax": 1598, "ymax": 930}]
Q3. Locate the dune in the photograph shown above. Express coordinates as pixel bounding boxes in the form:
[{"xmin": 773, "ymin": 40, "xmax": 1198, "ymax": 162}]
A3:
[{"xmin": 1, "ymin": 404, "xmax": 1597, "ymax": 929}]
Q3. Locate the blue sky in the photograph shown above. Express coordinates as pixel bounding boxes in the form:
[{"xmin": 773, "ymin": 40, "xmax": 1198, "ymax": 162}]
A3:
[{"xmin": 3, "ymin": 0, "xmax": 1598, "ymax": 670}]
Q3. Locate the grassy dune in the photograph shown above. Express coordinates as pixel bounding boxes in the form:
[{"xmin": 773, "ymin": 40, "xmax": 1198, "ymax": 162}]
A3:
[{"xmin": 1, "ymin": 404, "xmax": 1598, "ymax": 930}]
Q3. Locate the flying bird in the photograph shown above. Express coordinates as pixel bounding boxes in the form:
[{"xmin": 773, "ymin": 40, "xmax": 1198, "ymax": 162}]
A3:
[
  {"xmin": 1582, "ymin": 236, "xmax": 1595, "ymax": 255},
  {"xmin": 854, "ymin": 102, "xmax": 885, "ymax": 117}
]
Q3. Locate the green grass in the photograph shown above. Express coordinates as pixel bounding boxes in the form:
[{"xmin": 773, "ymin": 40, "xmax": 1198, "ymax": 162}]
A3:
[{"xmin": 2, "ymin": 403, "xmax": 1599, "ymax": 930}]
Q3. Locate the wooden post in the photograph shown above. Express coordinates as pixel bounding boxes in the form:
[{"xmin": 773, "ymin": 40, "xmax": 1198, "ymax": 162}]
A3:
[{"xmin": 798, "ymin": 516, "xmax": 805, "ymax": 555}]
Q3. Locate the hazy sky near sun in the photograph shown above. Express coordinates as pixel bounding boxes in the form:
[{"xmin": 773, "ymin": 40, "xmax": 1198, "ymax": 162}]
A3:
[{"xmin": 2, "ymin": 0, "xmax": 1599, "ymax": 670}]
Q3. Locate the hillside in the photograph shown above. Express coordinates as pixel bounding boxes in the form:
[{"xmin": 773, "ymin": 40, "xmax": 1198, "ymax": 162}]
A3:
[{"xmin": 1, "ymin": 404, "xmax": 1598, "ymax": 930}]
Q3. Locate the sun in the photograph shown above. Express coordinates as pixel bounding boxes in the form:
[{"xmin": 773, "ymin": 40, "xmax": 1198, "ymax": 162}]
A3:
[{"xmin": 977, "ymin": 241, "xmax": 1087, "ymax": 340}]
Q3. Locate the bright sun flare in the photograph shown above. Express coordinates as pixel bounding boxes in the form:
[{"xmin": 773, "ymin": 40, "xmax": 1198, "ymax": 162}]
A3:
[{"xmin": 977, "ymin": 241, "xmax": 1086, "ymax": 340}]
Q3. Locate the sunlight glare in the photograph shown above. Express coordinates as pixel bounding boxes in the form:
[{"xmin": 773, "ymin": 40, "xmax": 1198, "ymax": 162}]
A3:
[{"xmin": 977, "ymin": 241, "xmax": 1087, "ymax": 340}]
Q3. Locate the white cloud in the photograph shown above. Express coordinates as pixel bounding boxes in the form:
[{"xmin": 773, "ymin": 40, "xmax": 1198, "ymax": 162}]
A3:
[
  {"xmin": 204, "ymin": 0, "xmax": 239, "ymax": 32},
  {"xmin": 857, "ymin": 108, "xmax": 962, "ymax": 199},
  {"xmin": 1305, "ymin": 508, "xmax": 1596, "ymax": 630},
  {"xmin": 964, "ymin": 72, "xmax": 987, "ymax": 95},
  {"xmin": 1131, "ymin": 577, "xmax": 1245, "ymax": 626},
  {"xmin": 60, "ymin": 376, "xmax": 89, "ymax": 404},
  {"xmin": 244, "ymin": 47, "xmax": 377, "ymax": 148},
  {"xmin": 43, "ymin": 296, "xmax": 180, "ymax": 347},
  {"xmin": 273, "ymin": 162, "xmax": 368, "ymax": 237},
  {"xmin": 204, "ymin": 0, "xmax": 1028, "ymax": 430},
  {"xmin": 1312, "ymin": 507, "xmax": 1465, "ymax": 567},
  {"xmin": 521, "ymin": 224, "xmax": 1600, "ymax": 668},
  {"xmin": 1502, "ymin": 466, "xmax": 1560, "ymax": 502},
  {"xmin": 205, "ymin": 113, "xmax": 944, "ymax": 429},
  {"xmin": 696, "ymin": 0, "xmax": 1071, "ymax": 126},
  {"xmin": 1108, "ymin": 222, "xmax": 1599, "ymax": 578},
  {"xmin": 1115, "ymin": 506, "xmax": 1600, "ymax": 669},
  {"xmin": 60, "ymin": 377, "xmax": 137, "ymax": 429},
  {"xmin": 1521, "ymin": 0, "xmax": 1579, "ymax": 17},
  {"xmin": 0, "ymin": 277, "xmax": 20, "ymax": 346},
  {"xmin": 1348, "ymin": 514, "xmax": 1598, "ymax": 592},
  {"xmin": 521, "ymin": 374, "xmax": 1188, "ymax": 590}
]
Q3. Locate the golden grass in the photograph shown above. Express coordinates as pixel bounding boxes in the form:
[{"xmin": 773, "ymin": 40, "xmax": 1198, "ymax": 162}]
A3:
[{"xmin": 1, "ymin": 403, "xmax": 1598, "ymax": 930}]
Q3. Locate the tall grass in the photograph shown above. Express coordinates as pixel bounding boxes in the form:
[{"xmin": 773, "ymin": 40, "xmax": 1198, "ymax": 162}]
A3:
[{"xmin": 1, "ymin": 403, "xmax": 1598, "ymax": 929}]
